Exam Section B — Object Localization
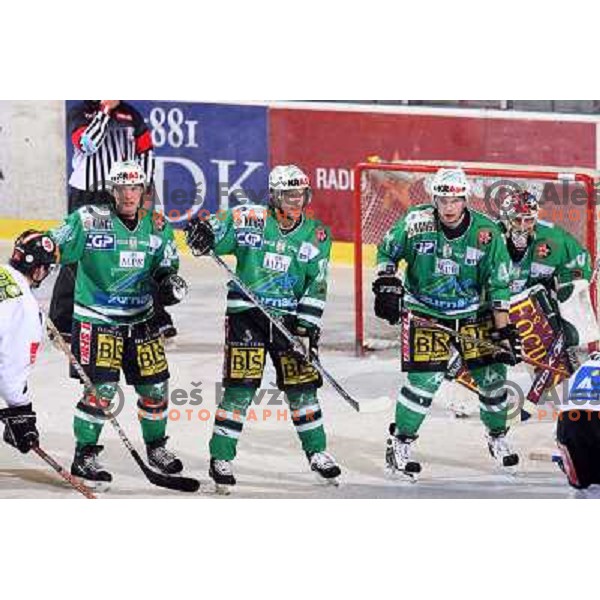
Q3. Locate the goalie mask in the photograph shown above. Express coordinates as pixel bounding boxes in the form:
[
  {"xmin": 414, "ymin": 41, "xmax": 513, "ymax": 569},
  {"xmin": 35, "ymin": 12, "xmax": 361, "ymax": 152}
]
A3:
[
  {"xmin": 108, "ymin": 160, "xmax": 146, "ymax": 218},
  {"xmin": 269, "ymin": 165, "xmax": 312, "ymax": 228},
  {"xmin": 430, "ymin": 168, "xmax": 470, "ymax": 227},
  {"xmin": 9, "ymin": 230, "xmax": 58, "ymax": 287},
  {"xmin": 500, "ymin": 189, "xmax": 539, "ymax": 251}
]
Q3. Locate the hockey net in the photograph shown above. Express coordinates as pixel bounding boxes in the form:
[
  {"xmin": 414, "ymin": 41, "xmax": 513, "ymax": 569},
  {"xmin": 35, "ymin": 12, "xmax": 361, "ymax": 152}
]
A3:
[{"xmin": 353, "ymin": 160, "xmax": 598, "ymax": 355}]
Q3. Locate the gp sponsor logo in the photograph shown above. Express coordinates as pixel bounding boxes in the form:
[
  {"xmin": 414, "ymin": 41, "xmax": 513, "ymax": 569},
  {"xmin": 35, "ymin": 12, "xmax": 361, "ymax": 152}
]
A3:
[
  {"xmin": 414, "ymin": 240, "xmax": 436, "ymax": 255},
  {"xmin": 236, "ymin": 230, "xmax": 263, "ymax": 248},
  {"xmin": 86, "ymin": 233, "xmax": 116, "ymax": 250}
]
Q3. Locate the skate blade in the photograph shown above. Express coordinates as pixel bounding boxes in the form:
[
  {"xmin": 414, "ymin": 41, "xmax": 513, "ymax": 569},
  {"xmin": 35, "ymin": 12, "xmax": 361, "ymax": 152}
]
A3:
[
  {"xmin": 384, "ymin": 466, "xmax": 419, "ymax": 483},
  {"xmin": 213, "ymin": 483, "xmax": 233, "ymax": 496},
  {"xmin": 205, "ymin": 478, "xmax": 234, "ymax": 495},
  {"xmin": 78, "ymin": 479, "xmax": 110, "ymax": 493},
  {"xmin": 313, "ymin": 472, "xmax": 341, "ymax": 487}
]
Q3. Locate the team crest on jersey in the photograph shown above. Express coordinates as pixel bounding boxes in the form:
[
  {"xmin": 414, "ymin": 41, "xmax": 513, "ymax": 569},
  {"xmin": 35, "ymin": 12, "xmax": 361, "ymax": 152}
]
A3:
[
  {"xmin": 315, "ymin": 227, "xmax": 328, "ymax": 243},
  {"xmin": 536, "ymin": 243, "xmax": 552, "ymax": 258},
  {"xmin": 276, "ymin": 240, "xmax": 286, "ymax": 253},
  {"xmin": 478, "ymin": 229, "xmax": 492, "ymax": 246}
]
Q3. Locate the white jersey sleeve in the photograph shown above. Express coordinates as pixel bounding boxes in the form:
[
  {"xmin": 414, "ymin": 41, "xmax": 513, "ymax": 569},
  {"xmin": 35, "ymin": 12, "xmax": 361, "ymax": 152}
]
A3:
[{"xmin": 0, "ymin": 265, "xmax": 43, "ymax": 408}]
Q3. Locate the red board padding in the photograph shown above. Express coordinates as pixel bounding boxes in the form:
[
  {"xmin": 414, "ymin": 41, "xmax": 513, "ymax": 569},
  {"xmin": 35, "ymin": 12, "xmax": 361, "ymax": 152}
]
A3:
[{"xmin": 269, "ymin": 108, "xmax": 596, "ymax": 241}]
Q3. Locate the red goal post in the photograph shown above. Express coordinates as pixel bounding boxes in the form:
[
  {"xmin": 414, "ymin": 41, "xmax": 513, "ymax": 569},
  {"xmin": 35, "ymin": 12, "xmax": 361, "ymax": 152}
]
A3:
[{"xmin": 353, "ymin": 160, "xmax": 599, "ymax": 356}]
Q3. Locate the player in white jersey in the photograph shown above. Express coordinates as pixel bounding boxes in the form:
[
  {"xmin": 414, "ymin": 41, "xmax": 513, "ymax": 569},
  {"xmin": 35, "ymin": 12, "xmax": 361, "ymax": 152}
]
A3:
[
  {"xmin": 0, "ymin": 231, "xmax": 58, "ymax": 453},
  {"xmin": 556, "ymin": 352, "xmax": 600, "ymax": 498}
]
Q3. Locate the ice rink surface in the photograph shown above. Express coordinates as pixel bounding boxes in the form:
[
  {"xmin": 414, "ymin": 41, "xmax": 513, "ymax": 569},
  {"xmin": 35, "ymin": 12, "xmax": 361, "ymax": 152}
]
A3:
[{"xmin": 0, "ymin": 242, "xmax": 571, "ymax": 499}]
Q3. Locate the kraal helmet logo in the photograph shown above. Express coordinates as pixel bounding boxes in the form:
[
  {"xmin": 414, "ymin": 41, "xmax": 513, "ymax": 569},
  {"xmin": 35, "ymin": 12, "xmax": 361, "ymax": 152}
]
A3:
[{"xmin": 483, "ymin": 179, "xmax": 525, "ymax": 216}]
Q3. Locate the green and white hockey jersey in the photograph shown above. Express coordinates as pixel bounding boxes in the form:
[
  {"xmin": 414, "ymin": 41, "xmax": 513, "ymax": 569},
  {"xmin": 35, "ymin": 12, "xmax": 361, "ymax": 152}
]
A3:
[
  {"xmin": 208, "ymin": 204, "xmax": 331, "ymax": 329},
  {"xmin": 507, "ymin": 220, "xmax": 592, "ymax": 295},
  {"xmin": 377, "ymin": 205, "xmax": 511, "ymax": 319},
  {"xmin": 49, "ymin": 205, "xmax": 179, "ymax": 326}
]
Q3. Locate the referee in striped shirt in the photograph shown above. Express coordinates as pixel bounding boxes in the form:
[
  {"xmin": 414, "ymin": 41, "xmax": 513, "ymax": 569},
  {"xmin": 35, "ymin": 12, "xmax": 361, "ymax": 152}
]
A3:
[{"xmin": 49, "ymin": 100, "xmax": 177, "ymax": 341}]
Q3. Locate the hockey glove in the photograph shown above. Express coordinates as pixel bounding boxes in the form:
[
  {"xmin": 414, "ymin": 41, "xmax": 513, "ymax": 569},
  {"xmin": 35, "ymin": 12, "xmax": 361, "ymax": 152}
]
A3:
[
  {"xmin": 185, "ymin": 217, "xmax": 215, "ymax": 256},
  {"xmin": 290, "ymin": 319, "xmax": 321, "ymax": 363},
  {"xmin": 490, "ymin": 324, "xmax": 523, "ymax": 366},
  {"xmin": 0, "ymin": 403, "xmax": 39, "ymax": 454},
  {"xmin": 372, "ymin": 275, "xmax": 404, "ymax": 325},
  {"xmin": 157, "ymin": 273, "xmax": 189, "ymax": 306}
]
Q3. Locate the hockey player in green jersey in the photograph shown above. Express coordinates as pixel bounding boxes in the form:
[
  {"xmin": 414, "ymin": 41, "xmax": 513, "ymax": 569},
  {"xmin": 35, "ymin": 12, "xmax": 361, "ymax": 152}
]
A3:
[
  {"xmin": 500, "ymin": 189, "xmax": 592, "ymax": 298},
  {"xmin": 499, "ymin": 188, "xmax": 597, "ymax": 406},
  {"xmin": 373, "ymin": 168, "xmax": 523, "ymax": 479},
  {"xmin": 48, "ymin": 161, "xmax": 189, "ymax": 488},
  {"xmin": 185, "ymin": 164, "xmax": 341, "ymax": 490}
]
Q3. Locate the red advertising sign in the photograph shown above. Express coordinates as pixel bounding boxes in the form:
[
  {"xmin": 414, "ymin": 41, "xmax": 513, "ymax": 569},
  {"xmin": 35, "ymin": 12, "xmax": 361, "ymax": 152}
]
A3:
[{"xmin": 269, "ymin": 107, "xmax": 596, "ymax": 241}]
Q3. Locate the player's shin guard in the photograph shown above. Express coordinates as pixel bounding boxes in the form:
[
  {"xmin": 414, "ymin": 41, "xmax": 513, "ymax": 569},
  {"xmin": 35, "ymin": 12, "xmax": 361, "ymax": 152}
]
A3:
[
  {"xmin": 135, "ymin": 383, "xmax": 169, "ymax": 444},
  {"xmin": 209, "ymin": 387, "xmax": 253, "ymax": 461},
  {"xmin": 394, "ymin": 378, "xmax": 439, "ymax": 437},
  {"xmin": 288, "ymin": 390, "xmax": 326, "ymax": 454},
  {"xmin": 73, "ymin": 383, "xmax": 118, "ymax": 448},
  {"xmin": 479, "ymin": 390, "xmax": 510, "ymax": 433}
]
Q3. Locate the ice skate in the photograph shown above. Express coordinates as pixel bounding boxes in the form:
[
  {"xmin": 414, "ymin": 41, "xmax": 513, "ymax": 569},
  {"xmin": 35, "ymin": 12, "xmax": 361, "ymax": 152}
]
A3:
[
  {"xmin": 146, "ymin": 437, "xmax": 183, "ymax": 474},
  {"xmin": 487, "ymin": 431, "xmax": 519, "ymax": 474},
  {"xmin": 71, "ymin": 444, "xmax": 112, "ymax": 491},
  {"xmin": 307, "ymin": 451, "xmax": 341, "ymax": 485},
  {"xmin": 385, "ymin": 424, "xmax": 421, "ymax": 482},
  {"xmin": 209, "ymin": 458, "xmax": 236, "ymax": 495}
]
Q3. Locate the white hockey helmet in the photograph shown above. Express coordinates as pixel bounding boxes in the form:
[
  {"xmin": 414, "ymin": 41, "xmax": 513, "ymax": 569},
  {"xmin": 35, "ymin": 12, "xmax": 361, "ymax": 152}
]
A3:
[
  {"xmin": 108, "ymin": 160, "xmax": 146, "ymax": 189},
  {"xmin": 430, "ymin": 168, "xmax": 470, "ymax": 200},
  {"xmin": 268, "ymin": 164, "xmax": 312, "ymax": 209}
]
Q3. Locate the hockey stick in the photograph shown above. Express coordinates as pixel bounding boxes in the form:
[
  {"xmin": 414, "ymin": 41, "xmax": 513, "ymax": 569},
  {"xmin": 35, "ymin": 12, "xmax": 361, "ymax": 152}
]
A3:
[
  {"xmin": 208, "ymin": 252, "xmax": 360, "ymax": 412},
  {"xmin": 32, "ymin": 445, "xmax": 97, "ymax": 499},
  {"xmin": 45, "ymin": 317, "xmax": 200, "ymax": 493},
  {"xmin": 409, "ymin": 313, "xmax": 571, "ymax": 378}
]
